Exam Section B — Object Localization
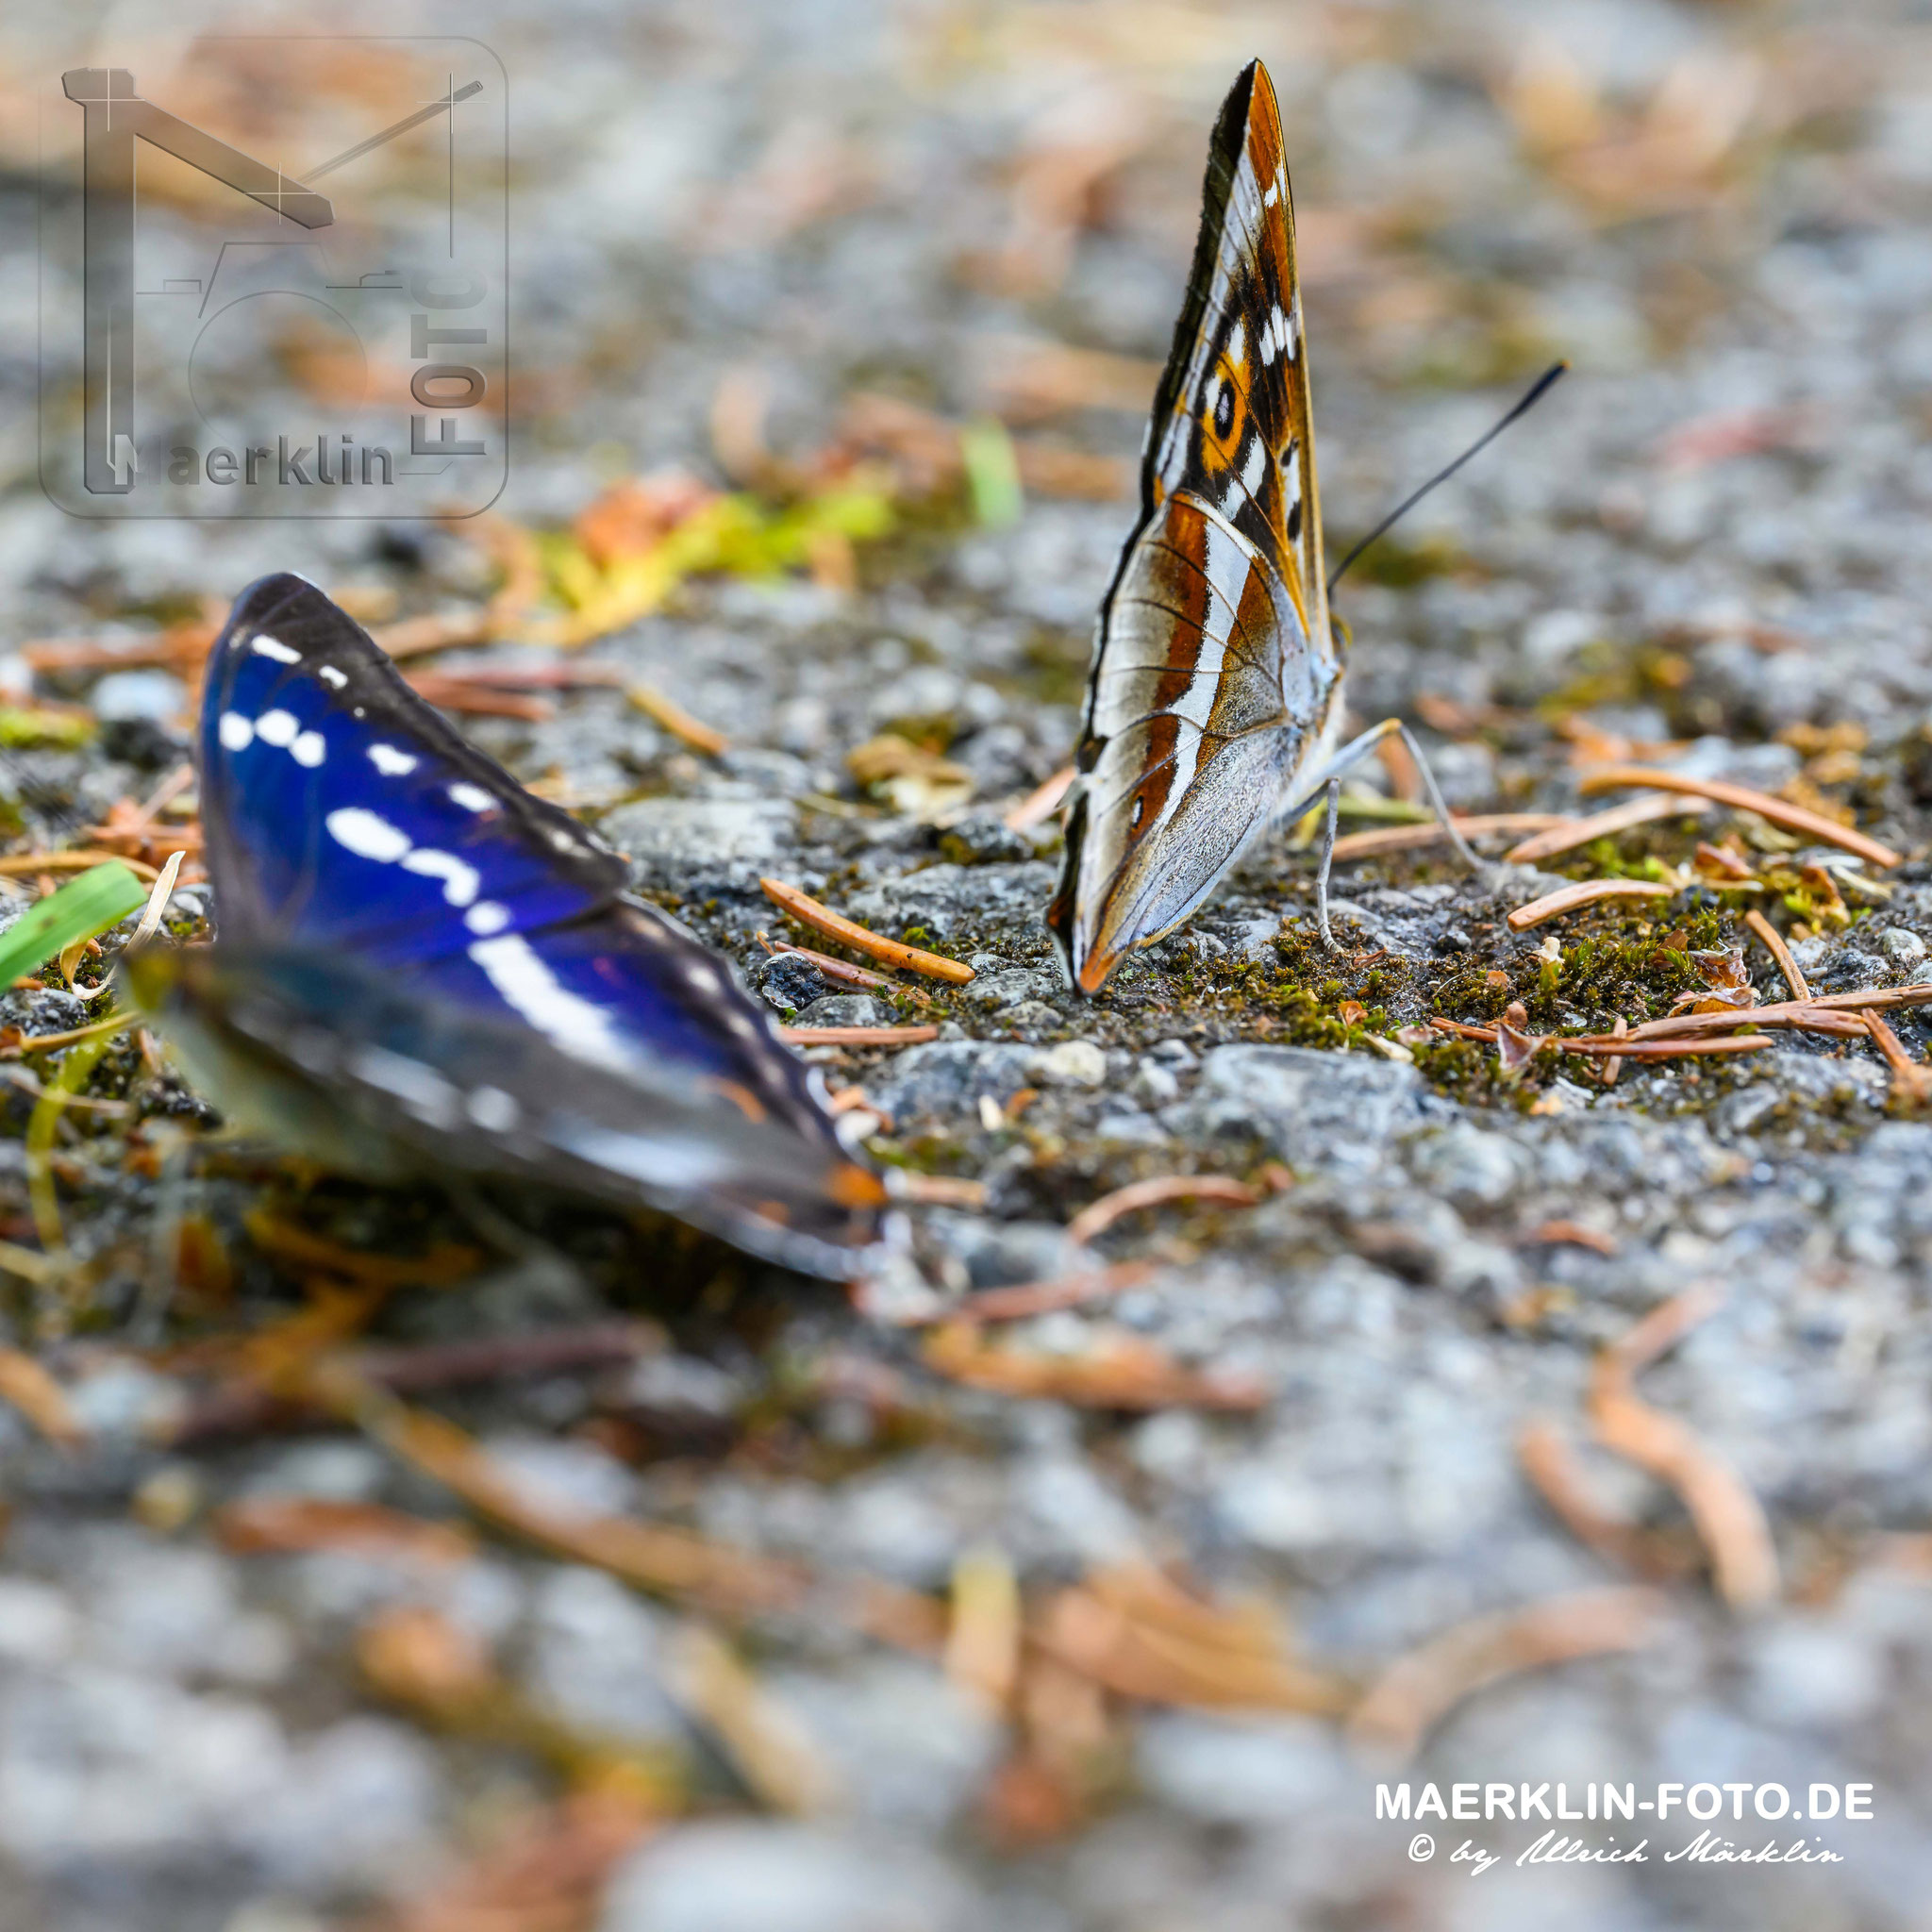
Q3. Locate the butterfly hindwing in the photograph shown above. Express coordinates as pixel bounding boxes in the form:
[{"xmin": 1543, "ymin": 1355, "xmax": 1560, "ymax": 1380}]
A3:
[
  {"xmin": 140, "ymin": 942, "xmax": 885, "ymax": 1279},
  {"xmin": 1047, "ymin": 59, "xmax": 1345, "ymax": 995}
]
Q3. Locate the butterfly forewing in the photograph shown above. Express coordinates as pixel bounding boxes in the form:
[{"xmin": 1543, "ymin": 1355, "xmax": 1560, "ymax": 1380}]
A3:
[
  {"xmin": 201, "ymin": 574, "xmax": 625, "ymax": 965},
  {"xmin": 1048, "ymin": 59, "xmax": 1344, "ymax": 995},
  {"xmin": 431, "ymin": 899, "xmax": 850, "ymax": 1147}
]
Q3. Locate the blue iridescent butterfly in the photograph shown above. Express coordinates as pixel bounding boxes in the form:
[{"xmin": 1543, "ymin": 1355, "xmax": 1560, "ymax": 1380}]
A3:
[{"xmin": 132, "ymin": 572, "xmax": 886, "ymax": 1277}]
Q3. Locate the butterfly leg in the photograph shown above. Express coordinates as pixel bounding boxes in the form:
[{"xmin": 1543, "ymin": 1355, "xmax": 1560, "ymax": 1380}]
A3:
[
  {"xmin": 1313, "ymin": 777, "xmax": 1342, "ymax": 948},
  {"xmin": 1278, "ymin": 716, "xmax": 1481, "ymax": 944}
]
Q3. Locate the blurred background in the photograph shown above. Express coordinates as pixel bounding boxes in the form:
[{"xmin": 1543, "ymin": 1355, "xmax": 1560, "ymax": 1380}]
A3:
[{"xmin": 4, "ymin": 1, "xmax": 1932, "ymax": 1929}]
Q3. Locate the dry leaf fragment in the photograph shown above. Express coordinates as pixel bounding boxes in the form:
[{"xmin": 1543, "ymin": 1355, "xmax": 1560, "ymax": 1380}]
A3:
[
  {"xmin": 923, "ymin": 1323, "xmax": 1264, "ymax": 1410},
  {"xmin": 1506, "ymin": 877, "xmax": 1676, "ymax": 931},
  {"xmin": 1743, "ymin": 908, "xmax": 1808, "ymax": 999},
  {"xmin": 1862, "ymin": 1011, "xmax": 1932, "ymax": 1107},
  {"xmin": 1576, "ymin": 764, "xmax": 1899, "ymax": 870},
  {"xmin": 1588, "ymin": 1289, "xmax": 1780, "ymax": 1612},
  {"xmin": 358, "ymin": 1604, "xmax": 498, "ymax": 1717},
  {"xmin": 669, "ymin": 1622, "xmax": 839, "ymax": 1815},
  {"xmin": 1668, "ymin": 946, "xmax": 1757, "ymax": 1014},
  {"xmin": 0, "ymin": 1347, "xmax": 85, "ymax": 1450},
  {"xmin": 214, "ymin": 1496, "xmax": 475, "ymax": 1568},
  {"xmin": 1504, "ymin": 791, "xmax": 1709, "ymax": 865},
  {"xmin": 1695, "ymin": 839, "xmax": 1759, "ymax": 883},
  {"xmin": 1495, "ymin": 1001, "xmax": 1548, "ymax": 1075},
  {"xmin": 758, "ymin": 877, "xmax": 974, "ymax": 984},
  {"xmin": 1035, "ymin": 1564, "xmax": 1349, "ymax": 1715},
  {"xmin": 1347, "ymin": 1587, "xmax": 1668, "ymax": 1761},
  {"xmin": 1065, "ymin": 1174, "xmax": 1262, "ymax": 1246},
  {"xmin": 845, "ymin": 733, "xmax": 974, "ymax": 818},
  {"xmin": 947, "ymin": 1545, "xmax": 1022, "ymax": 1708},
  {"xmin": 574, "ymin": 471, "xmax": 718, "ymax": 566}
]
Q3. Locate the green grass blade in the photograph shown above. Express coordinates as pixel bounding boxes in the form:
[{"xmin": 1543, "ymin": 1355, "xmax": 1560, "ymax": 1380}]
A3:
[
  {"xmin": 960, "ymin": 417, "xmax": 1024, "ymax": 528},
  {"xmin": 0, "ymin": 862, "xmax": 150, "ymax": 989}
]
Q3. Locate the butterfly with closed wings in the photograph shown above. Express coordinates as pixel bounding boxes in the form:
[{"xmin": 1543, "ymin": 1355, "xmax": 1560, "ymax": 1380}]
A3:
[
  {"xmin": 1048, "ymin": 58, "xmax": 1556, "ymax": 996},
  {"xmin": 125, "ymin": 572, "xmax": 888, "ymax": 1279}
]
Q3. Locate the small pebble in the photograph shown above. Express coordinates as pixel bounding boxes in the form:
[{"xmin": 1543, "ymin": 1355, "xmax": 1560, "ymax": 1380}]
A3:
[
  {"xmin": 1033, "ymin": 1040, "xmax": 1108, "ymax": 1088},
  {"xmin": 792, "ymin": 994, "xmax": 888, "ymax": 1028}
]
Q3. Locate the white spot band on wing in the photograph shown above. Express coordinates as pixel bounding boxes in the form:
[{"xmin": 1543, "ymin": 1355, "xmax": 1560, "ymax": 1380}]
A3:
[
  {"xmin": 401, "ymin": 848, "xmax": 481, "ymax": 908},
  {"xmin": 250, "ymin": 635, "xmax": 302, "ymax": 663},
  {"xmin": 254, "ymin": 709, "xmax": 299, "ymax": 748},
  {"xmin": 1241, "ymin": 430, "xmax": 1267, "ymax": 503},
  {"xmin": 369, "ymin": 743, "xmax": 418, "ymax": 775},
  {"xmin": 325, "ymin": 807, "xmax": 412, "ymax": 864},
  {"xmin": 467, "ymin": 934, "xmax": 624, "ymax": 1065},
  {"xmin": 218, "ymin": 712, "xmax": 254, "ymax": 752},
  {"xmin": 448, "ymin": 783, "xmax": 496, "ymax": 813}
]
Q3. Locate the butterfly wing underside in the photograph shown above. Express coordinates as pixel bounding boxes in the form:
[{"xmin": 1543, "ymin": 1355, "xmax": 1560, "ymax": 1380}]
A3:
[
  {"xmin": 182, "ymin": 573, "xmax": 882, "ymax": 1276},
  {"xmin": 1047, "ymin": 59, "xmax": 1344, "ymax": 994}
]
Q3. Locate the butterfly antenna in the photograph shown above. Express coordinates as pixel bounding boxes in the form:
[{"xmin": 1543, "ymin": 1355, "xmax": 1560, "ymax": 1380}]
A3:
[{"xmin": 1325, "ymin": 360, "xmax": 1569, "ymax": 598}]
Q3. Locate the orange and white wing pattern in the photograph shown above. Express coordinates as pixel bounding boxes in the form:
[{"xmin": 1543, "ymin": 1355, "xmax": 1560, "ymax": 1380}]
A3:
[{"xmin": 1047, "ymin": 59, "xmax": 1345, "ymax": 996}]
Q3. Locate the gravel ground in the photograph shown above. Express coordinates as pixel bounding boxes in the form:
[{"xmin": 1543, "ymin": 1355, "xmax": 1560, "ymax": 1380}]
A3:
[{"xmin": 4, "ymin": 2, "xmax": 1932, "ymax": 1928}]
